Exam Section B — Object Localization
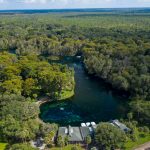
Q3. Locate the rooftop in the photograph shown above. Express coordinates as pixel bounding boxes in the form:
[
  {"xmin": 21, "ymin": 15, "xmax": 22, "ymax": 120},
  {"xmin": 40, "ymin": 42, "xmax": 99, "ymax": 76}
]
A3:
[
  {"xmin": 58, "ymin": 125, "xmax": 92, "ymax": 142},
  {"xmin": 111, "ymin": 119, "xmax": 131, "ymax": 132},
  {"xmin": 58, "ymin": 126, "xmax": 83, "ymax": 142}
]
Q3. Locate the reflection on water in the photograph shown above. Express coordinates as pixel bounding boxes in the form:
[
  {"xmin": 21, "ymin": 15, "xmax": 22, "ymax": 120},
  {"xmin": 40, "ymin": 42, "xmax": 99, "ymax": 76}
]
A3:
[{"xmin": 40, "ymin": 57, "xmax": 128, "ymax": 126}]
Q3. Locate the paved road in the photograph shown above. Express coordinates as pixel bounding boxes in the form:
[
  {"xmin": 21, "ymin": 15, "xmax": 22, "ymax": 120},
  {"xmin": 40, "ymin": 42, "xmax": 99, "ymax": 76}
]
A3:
[{"xmin": 134, "ymin": 142, "xmax": 150, "ymax": 150}]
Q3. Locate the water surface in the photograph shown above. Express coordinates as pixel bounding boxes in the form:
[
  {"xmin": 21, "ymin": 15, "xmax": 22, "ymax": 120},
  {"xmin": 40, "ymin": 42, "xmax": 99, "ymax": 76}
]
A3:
[{"xmin": 40, "ymin": 57, "xmax": 127, "ymax": 126}]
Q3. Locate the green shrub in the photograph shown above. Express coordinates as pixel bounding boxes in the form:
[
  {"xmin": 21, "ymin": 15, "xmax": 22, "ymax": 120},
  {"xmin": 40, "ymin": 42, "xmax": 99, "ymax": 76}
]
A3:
[
  {"xmin": 131, "ymin": 134, "xmax": 138, "ymax": 142},
  {"xmin": 71, "ymin": 146, "xmax": 79, "ymax": 150},
  {"xmin": 143, "ymin": 126, "xmax": 150, "ymax": 133}
]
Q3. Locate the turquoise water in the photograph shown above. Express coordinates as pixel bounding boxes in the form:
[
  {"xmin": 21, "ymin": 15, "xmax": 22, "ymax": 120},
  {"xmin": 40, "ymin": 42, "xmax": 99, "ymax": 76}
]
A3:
[{"xmin": 40, "ymin": 58, "xmax": 128, "ymax": 126}]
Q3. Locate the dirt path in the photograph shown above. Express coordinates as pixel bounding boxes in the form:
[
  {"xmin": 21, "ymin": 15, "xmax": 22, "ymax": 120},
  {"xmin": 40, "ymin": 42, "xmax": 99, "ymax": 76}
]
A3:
[
  {"xmin": 36, "ymin": 96, "xmax": 52, "ymax": 106},
  {"xmin": 134, "ymin": 141, "xmax": 150, "ymax": 150}
]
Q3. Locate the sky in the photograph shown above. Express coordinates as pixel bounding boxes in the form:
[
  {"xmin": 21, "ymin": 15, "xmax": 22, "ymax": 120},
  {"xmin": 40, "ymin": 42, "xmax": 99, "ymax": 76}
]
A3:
[{"xmin": 0, "ymin": 0, "xmax": 150, "ymax": 10}]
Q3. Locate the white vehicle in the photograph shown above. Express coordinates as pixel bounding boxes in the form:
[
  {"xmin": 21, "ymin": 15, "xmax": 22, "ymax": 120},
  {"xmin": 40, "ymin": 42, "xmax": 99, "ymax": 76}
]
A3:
[
  {"xmin": 86, "ymin": 122, "xmax": 91, "ymax": 127},
  {"xmin": 81, "ymin": 123, "xmax": 86, "ymax": 127}
]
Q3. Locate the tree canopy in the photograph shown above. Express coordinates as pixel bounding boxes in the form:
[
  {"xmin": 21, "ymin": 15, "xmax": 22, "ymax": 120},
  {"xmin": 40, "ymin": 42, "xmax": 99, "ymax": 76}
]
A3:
[
  {"xmin": 0, "ymin": 52, "xmax": 75, "ymax": 99},
  {"xmin": 0, "ymin": 94, "xmax": 40, "ymax": 142},
  {"xmin": 0, "ymin": 13, "xmax": 149, "ymax": 100},
  {"xmin": 0, "ymin": 11, "xmax": 149, "ymax": 148},
  {"xmin": 95, "ymin": 123, "xmax": 127, "ymax": 150}
]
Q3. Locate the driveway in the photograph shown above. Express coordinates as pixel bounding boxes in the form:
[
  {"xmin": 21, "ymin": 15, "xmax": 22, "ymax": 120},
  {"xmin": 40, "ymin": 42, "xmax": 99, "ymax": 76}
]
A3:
[{"xmin": 134, "ymin": 142, "xmax": 150, "ymax": 150}]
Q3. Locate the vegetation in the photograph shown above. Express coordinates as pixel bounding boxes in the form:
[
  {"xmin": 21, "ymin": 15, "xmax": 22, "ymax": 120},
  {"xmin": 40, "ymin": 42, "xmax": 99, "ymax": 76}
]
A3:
[
  {"xmin": 0, "ymin": 143, "xmax": 7, "ymax": 150},
  {"xmin": 0, "ymin": 94, "xmax": 58, "ymax": 148},
  {"xmin": 0, "ymin": 9, "xmax": 149, "ymax": 149},
  {"xmin": 124, "ymin": 125, "xmax": 150, "ymax": 150},
  {"xmin": 50, "ymin": 144, "xmax": 83, "ymax": 150},
  {"xmin": 0, "ymin": 12, "xmax": 149, "ymax": 101},
  {"xmin": 95, "ymin": 121, "xmax": 150, "ymax": 150},
  {"xmin": 10, "ymin": 143, "xmax": 38, "ymax": 150},
  {"xmin": 0, "ymin": 94, "xmax": 40, "ymax": 142},
  {"xmin": 124, "ymin": 131, "xmax": 150, "ymax": 150},
  {"xmin": 129, "ymin": 100, "xmax": 150, "ymax": 125},
  {"xmin": 0, "ymin": 52, "xmax": 75, "ymax": 100},
  {"xmin": 95, "ymin": 123, "xmax": 127, "ymax": 149},
  {"xmin": 85, "ymin": 136, "xmax": 92, "ymax": 149}
]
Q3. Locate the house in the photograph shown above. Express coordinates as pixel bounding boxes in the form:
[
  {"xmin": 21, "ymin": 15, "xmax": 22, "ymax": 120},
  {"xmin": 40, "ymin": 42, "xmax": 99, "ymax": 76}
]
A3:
[
  {"xmin": 58, "ymin": 125, "xmax": 92, "ymax": 144},
  {"xmin": 110, "ymin": 119, "xmax": 131, "ymax": 132},
  {"xmin": 58, "ymin": 126, "xmax": 83, "ymax": 143}
]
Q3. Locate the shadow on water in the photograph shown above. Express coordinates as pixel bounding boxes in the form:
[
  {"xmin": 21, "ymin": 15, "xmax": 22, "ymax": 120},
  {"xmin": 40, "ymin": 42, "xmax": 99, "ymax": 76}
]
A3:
[{"xmin": 40, "ymin": 56, "xmax": 129, "ymax": 126}]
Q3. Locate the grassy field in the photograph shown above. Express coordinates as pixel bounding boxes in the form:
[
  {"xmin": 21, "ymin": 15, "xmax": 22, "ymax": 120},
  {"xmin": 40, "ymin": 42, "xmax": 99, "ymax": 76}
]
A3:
[
  {"xmin": 51, "ymin": 145, "xmax": 84, "ymax": 150},
  {"xmin": 124, "ymin": 131, "xmax": 150, "ymax": 150},
  {"xmin": 0, "ymin": 143, "xmax": 7, "ymax": 150}
]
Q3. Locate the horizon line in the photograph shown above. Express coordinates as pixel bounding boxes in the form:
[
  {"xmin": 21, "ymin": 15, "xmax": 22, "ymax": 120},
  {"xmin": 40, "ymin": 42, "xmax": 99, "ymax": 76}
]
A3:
[{"xmin": 0, "ymin": 7, "xmax": 150, "ymax": 11}]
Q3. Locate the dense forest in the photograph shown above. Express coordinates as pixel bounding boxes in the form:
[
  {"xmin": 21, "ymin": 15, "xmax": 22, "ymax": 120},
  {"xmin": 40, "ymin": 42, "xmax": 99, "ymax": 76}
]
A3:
[
  {"xmin": 0, "ymin": 52, "xmax": 74, "ymax": 148},
  {"xmin": 0, "ymin": 52, "xmax": 74, "ymax": 99},
  {"xmin": 0, "ymin": 13, "xmax": 149, "ymax": 100},
  {"xmin": 0, "ymin": 11, "xmax": 150, "ymax": 149}
]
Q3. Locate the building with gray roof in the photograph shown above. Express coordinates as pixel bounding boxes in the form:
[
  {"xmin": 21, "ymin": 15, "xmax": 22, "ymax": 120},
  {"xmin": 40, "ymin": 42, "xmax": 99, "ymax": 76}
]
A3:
[
  {"xmin": 80, "ymin": 127, "xmax": 91, "ymax": 140},
  {"xmin": 58, "ymin": 125, "xmax": 92, "ymax": 143},
  {"xmin": 110, "ymin": 119, "xmax": 131, "ymax": 132}
]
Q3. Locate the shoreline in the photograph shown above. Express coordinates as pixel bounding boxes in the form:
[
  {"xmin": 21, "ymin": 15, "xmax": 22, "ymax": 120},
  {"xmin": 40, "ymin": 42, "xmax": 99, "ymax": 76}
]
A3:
[
  {"xmin": 36, "ymin": 92, "xmax": 75, "ymax": 124},
  {"xmin": 36, "ymin": 96, "xmax": 54, "ymax": 124},
  {"xmin": 36, "ymin": 96, "xmax": 53, "ymax": 106}
]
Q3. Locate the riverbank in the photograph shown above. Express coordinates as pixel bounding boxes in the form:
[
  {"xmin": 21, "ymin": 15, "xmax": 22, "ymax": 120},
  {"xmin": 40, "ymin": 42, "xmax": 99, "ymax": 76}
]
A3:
[
  {"xmin": 58, "ymin": 90, "xmax": 74, "ymax": 100},
  {"xmin": 36, "ymin": 89, "xmax": 75, "ymax": 105}
]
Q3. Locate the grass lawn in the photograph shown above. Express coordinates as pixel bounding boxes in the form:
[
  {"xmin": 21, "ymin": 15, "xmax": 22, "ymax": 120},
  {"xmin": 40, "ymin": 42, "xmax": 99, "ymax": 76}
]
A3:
[
  {"xmin": 0, "ymin": 143, "xmax": 7, "ymax": 150},
  {"xmin": 59, "ymin": 90, "xmax": 74, "ymax": 100},
  {"xmin": 124, "ymin": 131, "xmax": 150, "ymax": 150},
  {"xmin": 51, "ymin": 145, "xmax": 84, "ymax": 150}
]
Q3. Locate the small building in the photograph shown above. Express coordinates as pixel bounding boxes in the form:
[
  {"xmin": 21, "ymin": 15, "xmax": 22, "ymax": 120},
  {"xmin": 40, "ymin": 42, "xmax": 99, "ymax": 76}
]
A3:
[{"xmin": 110, "ymin": 119, "xmax": 131, "ymax": 132}]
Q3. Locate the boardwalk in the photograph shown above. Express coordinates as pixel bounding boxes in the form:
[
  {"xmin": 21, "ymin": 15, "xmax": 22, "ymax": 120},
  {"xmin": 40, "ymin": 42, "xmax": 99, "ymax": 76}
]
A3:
[{"xmin": 134, "ymin": 142, "xmax": 150, "ymax": 150}]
